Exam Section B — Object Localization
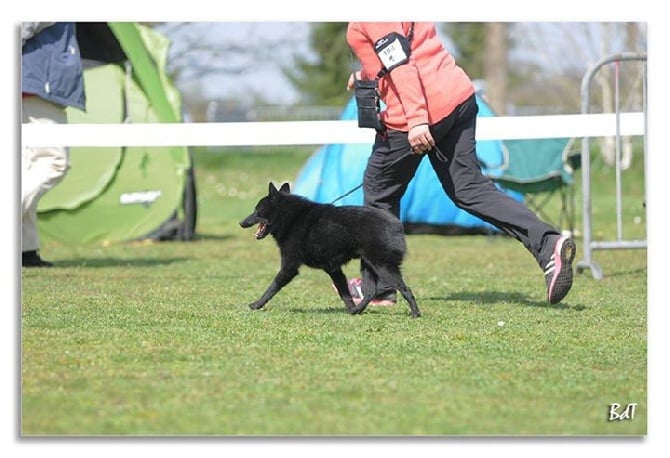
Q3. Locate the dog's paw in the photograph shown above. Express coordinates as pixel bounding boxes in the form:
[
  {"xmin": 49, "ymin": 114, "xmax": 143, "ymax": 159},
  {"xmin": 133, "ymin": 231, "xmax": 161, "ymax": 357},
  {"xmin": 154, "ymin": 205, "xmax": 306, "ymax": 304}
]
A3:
[{"xmin": 248, "ymin": 302, "xmax": 265, "ymax": 310}]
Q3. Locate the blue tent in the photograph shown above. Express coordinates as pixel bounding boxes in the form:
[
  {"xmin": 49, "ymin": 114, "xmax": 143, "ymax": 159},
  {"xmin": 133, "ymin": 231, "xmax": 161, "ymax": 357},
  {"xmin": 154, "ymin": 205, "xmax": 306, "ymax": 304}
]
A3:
[{"xmin": 293, "ymin": 93, "xmax": 522, "ymax": 234}]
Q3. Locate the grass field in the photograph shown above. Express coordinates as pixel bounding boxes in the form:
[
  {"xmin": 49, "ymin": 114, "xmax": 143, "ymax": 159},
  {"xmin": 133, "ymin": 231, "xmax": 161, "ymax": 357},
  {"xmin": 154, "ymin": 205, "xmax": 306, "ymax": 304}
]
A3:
[{"xmin": 21, "ymin": 145, "xmax": 648, "ymax": 436}]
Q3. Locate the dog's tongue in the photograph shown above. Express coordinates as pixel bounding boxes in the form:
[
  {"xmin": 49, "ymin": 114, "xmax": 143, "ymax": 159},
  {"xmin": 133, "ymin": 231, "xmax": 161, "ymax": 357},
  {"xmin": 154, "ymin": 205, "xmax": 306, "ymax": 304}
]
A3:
[{"xmin": 254, "ymin": 223, "xmax": 267, "ymax": 239}]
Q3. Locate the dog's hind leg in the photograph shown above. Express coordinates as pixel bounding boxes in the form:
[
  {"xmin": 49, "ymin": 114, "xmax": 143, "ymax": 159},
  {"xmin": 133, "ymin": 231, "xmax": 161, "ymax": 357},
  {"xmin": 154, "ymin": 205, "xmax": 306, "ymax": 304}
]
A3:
[
  {"xmin": 249, "ymin": 266, "xmax": 299, "ymax": 310},
  {"xmin": 360, "ymin": 259, "xmax": 380, "ymax": 297},
  {"xmin": 374, "ymin": 264, "xmax": 421, "ymax": 318},
  {"xmin": 349, "ymin": 261, "xmax": 377, "ymax": 315},
  {"xmin": 327, "ymin": 268, "xmax": 358, "ymax": 313},
  {"xmin": 396, "ymin": 283, "xmax": 420, "ymax": 318},
  {"xmin": 350, "ymin": 294, "xmax": 374, "ymax": 315}
]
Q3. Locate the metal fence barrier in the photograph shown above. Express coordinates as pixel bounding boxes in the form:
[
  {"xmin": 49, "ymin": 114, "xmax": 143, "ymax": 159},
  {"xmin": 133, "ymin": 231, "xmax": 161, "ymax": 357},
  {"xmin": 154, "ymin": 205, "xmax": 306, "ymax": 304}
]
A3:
[{"xmin": 576, "ymin": 52, "xmax": 647, "ymax": 280}]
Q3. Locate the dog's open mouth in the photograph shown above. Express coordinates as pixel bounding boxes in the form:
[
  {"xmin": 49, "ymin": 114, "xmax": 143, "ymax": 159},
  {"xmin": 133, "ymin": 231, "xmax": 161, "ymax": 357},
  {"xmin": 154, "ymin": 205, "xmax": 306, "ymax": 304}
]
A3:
[{"xmin": 255, "ymin": 222, "xmax": 269, "ymax": 239}]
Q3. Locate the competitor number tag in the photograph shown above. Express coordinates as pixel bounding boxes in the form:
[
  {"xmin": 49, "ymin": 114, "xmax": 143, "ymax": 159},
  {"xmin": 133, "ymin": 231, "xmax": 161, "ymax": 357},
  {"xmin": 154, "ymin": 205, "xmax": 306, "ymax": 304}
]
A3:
[{"xmin": 377, "ymin": 37, "xmax": 409, "ymax": 70}]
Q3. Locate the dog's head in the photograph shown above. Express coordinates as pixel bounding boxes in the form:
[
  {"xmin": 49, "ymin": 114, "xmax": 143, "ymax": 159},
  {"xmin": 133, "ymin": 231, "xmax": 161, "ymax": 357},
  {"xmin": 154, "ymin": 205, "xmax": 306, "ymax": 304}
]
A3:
[{"xmin": 239, "ymin": 182, "xmax": 291, "ymax": 239}]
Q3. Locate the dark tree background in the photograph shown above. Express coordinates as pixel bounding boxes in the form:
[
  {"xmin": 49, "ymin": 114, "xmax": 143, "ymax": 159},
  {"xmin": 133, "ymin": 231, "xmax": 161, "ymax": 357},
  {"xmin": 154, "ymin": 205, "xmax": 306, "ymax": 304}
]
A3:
[{"xmin": 282, "ymin": 22, "xmax": 352, "ymax": 106}]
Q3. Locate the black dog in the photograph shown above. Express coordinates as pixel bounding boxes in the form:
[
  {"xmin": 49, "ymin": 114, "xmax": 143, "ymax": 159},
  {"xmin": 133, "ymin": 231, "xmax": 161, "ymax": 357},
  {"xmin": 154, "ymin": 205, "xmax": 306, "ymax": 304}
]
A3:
[{"xmin": 239, "ymin": 182, "xmax": 421, "ymax": 318}]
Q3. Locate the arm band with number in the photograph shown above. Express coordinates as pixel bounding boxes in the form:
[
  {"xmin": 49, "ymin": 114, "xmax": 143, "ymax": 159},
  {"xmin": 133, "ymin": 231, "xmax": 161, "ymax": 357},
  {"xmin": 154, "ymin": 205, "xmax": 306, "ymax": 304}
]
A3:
[{"xmin": 374, "ymin": 32, "xmax": 411, "ymax": 77}]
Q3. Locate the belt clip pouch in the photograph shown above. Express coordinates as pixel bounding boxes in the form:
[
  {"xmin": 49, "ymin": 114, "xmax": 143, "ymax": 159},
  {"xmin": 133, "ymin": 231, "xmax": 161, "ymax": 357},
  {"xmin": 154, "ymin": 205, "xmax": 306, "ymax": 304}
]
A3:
[{"xmin": 353, "ymin": 79, "xmax": 382, "ymax": 130}]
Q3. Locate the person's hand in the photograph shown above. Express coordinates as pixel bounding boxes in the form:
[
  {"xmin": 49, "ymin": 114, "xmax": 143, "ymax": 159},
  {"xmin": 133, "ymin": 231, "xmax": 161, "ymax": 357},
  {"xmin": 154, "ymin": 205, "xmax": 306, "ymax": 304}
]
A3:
[
  {"xmin": 408, "ymin": 124, "xmax": 435, "ymax": 154},
  {"xmin": 346, "ymin": 71, "xmax": 362, "ymax": 91}
]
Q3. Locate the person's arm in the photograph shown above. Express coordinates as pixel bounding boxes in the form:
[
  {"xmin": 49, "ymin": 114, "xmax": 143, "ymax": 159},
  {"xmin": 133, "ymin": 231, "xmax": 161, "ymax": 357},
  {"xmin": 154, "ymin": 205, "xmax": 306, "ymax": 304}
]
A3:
[
  {"xmin": 351, "ymin": 23, "xmax": 428, "ymax": 128},
  {"xmin": 350, "ymin": 22, "xmax": 434, "ymax": 151}
]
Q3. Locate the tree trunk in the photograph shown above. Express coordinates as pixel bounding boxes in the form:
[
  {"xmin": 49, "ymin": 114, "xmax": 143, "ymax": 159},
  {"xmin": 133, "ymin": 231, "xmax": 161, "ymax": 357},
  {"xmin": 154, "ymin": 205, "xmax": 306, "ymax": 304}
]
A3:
[{"xmin": 483, "ymin": 22, "xmax": 509, "ymax": 115}]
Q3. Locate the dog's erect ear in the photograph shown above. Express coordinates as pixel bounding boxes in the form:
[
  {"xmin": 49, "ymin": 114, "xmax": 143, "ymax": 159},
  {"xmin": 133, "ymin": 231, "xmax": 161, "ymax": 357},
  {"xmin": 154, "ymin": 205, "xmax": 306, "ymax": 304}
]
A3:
[
  {"xmin": 269, "ymin": 182, "xmax": 278, "ymax": 196},
  {"xmin": 279, "ymin": 182, "xmax": 291, "ymax": 194}
]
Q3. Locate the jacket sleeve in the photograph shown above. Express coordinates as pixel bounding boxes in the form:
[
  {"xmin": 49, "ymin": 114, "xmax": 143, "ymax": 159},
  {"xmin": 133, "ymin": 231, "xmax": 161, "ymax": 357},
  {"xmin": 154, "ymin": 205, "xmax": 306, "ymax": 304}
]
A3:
[
  {"xmin": 349, "ymin": 22, "xmax": 429, "ymax": 128},
  {"xmin": 21, "ymin": 22, "xmax": 56, "ymax": 47}
]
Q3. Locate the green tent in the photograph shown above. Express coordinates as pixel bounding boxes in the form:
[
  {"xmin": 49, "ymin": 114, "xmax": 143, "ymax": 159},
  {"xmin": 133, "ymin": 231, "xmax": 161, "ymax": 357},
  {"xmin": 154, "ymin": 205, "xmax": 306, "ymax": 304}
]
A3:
[{"xmin": 37, "ymin": 22, "xmax": 197, "ymax": 245}]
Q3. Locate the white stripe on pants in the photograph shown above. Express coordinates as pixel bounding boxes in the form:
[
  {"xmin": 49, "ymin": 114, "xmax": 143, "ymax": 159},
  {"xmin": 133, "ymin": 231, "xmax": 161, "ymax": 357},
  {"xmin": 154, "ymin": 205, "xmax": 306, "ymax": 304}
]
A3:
[{"xmin": 21, "ymin": 96, "xmax": 69, "ymax": 252}]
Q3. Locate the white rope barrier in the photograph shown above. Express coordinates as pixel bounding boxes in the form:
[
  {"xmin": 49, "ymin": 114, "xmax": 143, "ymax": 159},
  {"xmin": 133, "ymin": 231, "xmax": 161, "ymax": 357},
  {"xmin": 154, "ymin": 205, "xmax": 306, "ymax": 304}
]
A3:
[{"xmin": 21, "ymin": 112, "xmax": 645, "ymax": 148}]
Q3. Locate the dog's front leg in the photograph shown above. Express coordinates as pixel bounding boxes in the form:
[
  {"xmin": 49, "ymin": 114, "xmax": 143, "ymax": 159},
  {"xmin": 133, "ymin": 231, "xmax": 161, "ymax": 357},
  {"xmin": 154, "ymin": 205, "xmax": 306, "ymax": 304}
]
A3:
[{"xmin": 249, "ymin": 267, "xmax": 299, "ymax": 310}]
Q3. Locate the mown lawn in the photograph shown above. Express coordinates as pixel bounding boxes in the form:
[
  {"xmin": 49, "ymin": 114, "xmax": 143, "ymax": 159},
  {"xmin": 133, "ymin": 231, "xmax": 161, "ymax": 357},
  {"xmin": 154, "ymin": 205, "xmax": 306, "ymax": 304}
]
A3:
[{"xmin": 21, "ymin": 146, "xmax": 648, "ymax": 436}]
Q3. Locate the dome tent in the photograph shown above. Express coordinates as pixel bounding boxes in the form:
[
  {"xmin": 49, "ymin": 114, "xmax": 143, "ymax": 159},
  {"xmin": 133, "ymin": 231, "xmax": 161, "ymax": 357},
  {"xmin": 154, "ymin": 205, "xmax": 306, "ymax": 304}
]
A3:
[
  {"xmin": 35, "ymin": 22, "xmax": 197, "ymax": 245},
  {"xmin": 293, "ymin": 93, "xmax": 522, "ymax": 234}
]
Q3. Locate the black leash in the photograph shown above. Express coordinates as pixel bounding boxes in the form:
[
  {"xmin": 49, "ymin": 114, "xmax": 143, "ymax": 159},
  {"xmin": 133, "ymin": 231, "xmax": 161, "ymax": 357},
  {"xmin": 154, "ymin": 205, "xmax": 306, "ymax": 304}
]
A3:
[
  {"xmin": 329, "ymin": 144, "xmax": 449, "ymax": 205},
  {"xmin": 329, "ymin": 150, "xmax": 411, "ymax": 205}
]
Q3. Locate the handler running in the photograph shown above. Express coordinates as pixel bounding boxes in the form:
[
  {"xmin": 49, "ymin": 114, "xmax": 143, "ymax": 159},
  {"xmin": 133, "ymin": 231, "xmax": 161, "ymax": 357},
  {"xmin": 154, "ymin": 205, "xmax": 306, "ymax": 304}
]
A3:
[{"xmin": 344, "ymin": 22, "xmax": 576, "ymax": 305}]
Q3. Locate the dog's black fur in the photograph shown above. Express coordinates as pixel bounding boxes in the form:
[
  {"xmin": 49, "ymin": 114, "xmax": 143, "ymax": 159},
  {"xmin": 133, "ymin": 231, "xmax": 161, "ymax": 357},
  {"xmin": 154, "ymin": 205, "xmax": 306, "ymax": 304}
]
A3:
[{"xmin": 239, "ymin": 182, "xmax": 420, "ymax": 317}]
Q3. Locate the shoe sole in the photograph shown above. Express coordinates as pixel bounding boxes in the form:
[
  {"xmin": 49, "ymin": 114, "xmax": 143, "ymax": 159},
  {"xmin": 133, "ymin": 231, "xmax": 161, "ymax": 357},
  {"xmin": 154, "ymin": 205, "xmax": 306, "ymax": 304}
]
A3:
[{"xmin": 547, "ymin": 237, "xmax": 576, "ymax": 304}]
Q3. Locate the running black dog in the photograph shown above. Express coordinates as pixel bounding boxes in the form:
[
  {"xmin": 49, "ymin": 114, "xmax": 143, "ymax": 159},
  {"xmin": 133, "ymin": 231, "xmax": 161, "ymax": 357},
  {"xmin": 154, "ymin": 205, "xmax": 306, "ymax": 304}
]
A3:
[{"xmin": 239, "ymin": 182, "xmax": 420, "ymax": 317}]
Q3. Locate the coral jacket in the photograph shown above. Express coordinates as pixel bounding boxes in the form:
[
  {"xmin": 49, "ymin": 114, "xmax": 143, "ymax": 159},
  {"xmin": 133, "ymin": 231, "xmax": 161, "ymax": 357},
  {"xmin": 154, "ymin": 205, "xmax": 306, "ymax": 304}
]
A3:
[{"xmin": 347, "ymin": 22, "xmax": 474, "ymax": 132}]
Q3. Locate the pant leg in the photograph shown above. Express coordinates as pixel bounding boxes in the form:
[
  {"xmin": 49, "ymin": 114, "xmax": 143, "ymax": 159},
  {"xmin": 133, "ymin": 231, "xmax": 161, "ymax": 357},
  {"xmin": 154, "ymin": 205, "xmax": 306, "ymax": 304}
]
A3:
[
  {"xmin": 361, "ymin": 129, "xmax": 422, "ymax": 294},
  {"xmin": 362, "ymin": 129, "xmax": 423, "ymax": 218},
  {"xmin": 428, "ymin": 94, "xmax": 559, "ymax": 267},
  {"xmin": 21, "ymin": 97, "xmax": 69, "ymax": 252}
]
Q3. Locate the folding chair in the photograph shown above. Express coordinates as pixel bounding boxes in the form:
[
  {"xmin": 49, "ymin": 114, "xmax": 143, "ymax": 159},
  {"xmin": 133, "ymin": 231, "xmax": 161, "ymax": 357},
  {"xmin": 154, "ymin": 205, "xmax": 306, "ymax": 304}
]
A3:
[{"xmin": 486, "ymin": 137, "xmax": 580, "ymax": 236}]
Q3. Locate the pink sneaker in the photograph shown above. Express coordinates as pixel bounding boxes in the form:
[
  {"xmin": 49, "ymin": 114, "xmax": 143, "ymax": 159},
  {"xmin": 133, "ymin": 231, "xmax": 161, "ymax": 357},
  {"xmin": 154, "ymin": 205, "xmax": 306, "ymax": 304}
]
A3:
[
  {"xmin": 544, "ymin": 235, "xmax": 576, "ymax": 304},
  {"xmin": 346, "ymin": 278, "xmax": 397, "ymax": 306}
]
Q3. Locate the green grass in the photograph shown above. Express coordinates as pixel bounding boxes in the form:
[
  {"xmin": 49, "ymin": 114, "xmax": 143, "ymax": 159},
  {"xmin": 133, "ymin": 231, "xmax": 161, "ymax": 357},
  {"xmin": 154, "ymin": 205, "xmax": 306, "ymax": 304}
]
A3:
[{"xmin": 21, "ymin": 146, "xmax": 647, "ymax": 436}]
